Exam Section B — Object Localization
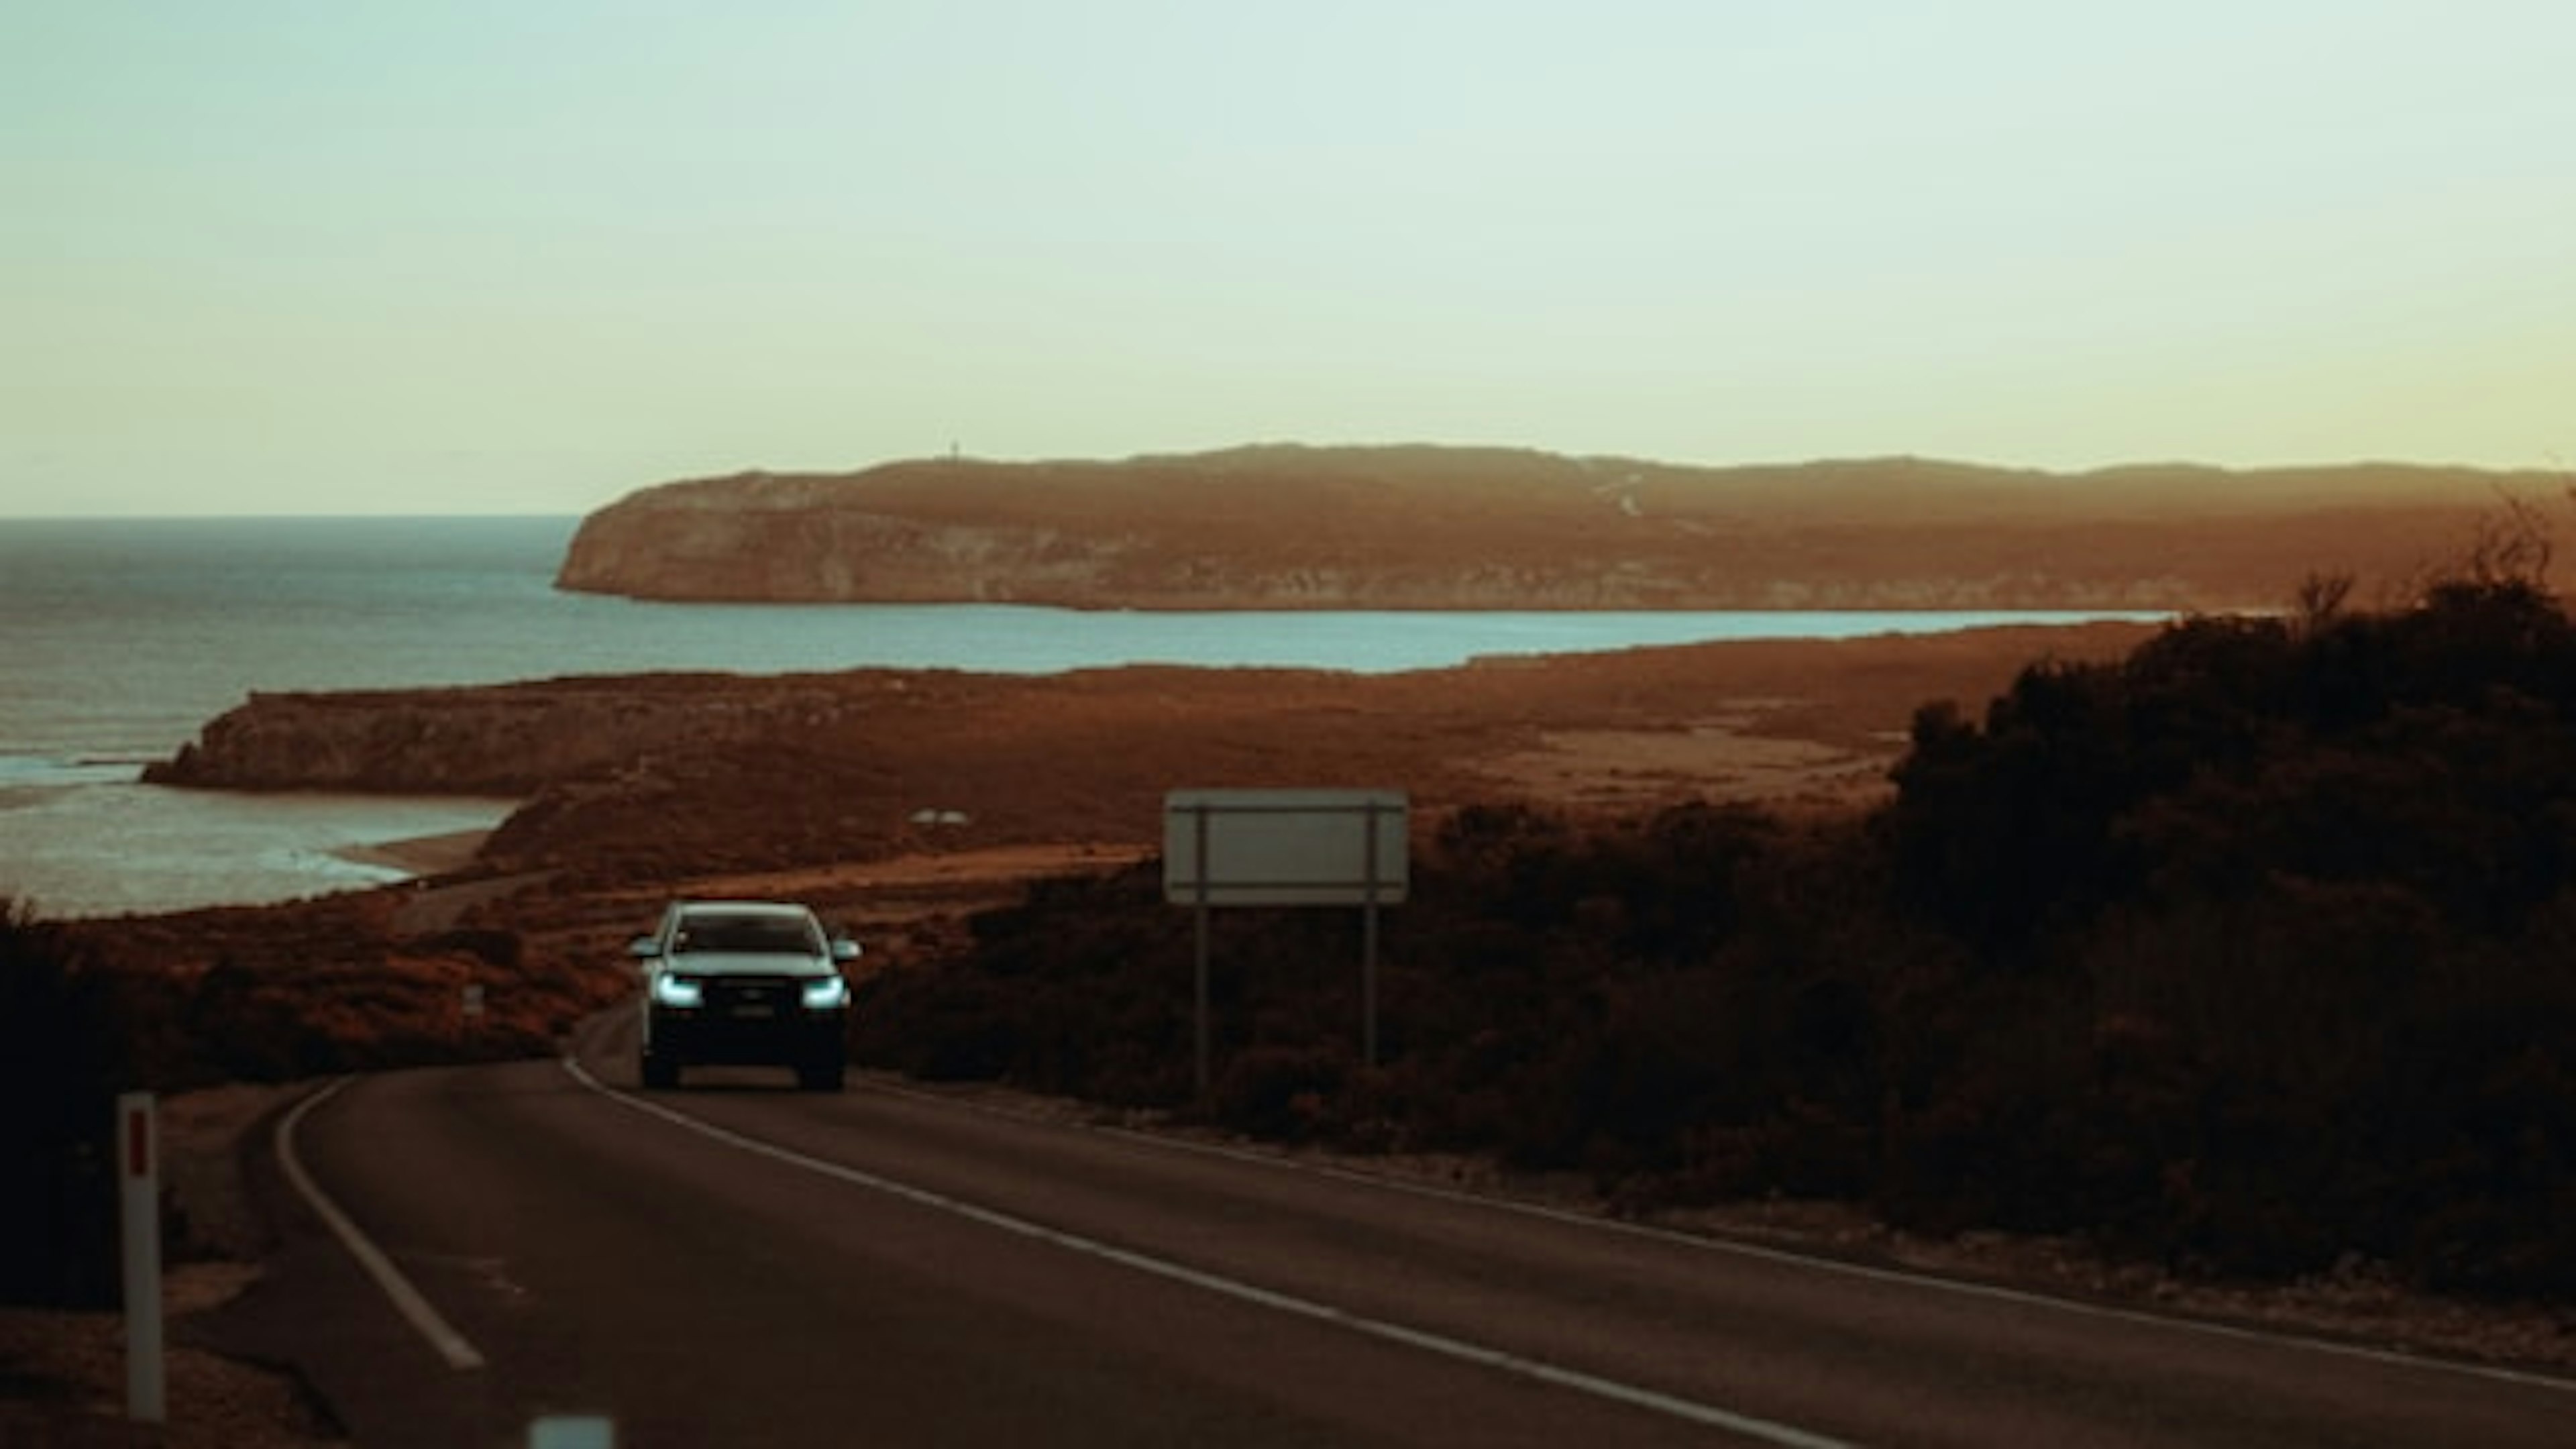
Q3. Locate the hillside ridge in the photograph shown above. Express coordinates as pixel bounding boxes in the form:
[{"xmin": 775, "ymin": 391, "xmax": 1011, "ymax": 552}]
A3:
[{"xmin": 555, "ymin": 445, "xmax": 2543, "ymax": 610}]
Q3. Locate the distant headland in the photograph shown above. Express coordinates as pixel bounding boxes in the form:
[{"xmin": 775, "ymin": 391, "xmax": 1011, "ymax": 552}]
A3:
[{"xmin": 553, "ymin": 445, "xmax": 2549, "ymax": 612}]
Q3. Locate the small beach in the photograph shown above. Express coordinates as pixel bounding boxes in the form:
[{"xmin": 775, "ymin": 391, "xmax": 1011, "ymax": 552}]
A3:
[
  {"xmin": 0, "ymin": 777, "xmax": 517, "ymax": 918},
  {"xmin": 327, "ymin": 826, "xmax": 496, "ymax": 877}
]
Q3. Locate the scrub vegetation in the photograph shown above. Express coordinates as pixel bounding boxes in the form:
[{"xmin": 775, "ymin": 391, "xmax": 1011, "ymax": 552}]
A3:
[
  {"xmin": 0, "ymin": 903, "xmax": 125, "ymax": 1307},
  {"xmin": 855, "ymin": 565, "xmax": 2576, "ymax": 1302}
]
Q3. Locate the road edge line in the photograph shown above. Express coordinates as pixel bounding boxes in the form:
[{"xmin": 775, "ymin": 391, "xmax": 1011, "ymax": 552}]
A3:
[
  {"xmin": 275, "ymin": 1077, "xmax": 487, "ymax": 1372},
  {"xmin": 877, "ymin": 1077, "xmax": 2576, "ymax": 1397}
]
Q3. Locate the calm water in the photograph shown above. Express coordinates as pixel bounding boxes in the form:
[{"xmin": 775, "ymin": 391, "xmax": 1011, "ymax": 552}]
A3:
[{"xmin": 0, "ymin": 516, "xmax": 2149, "ymax": 916}]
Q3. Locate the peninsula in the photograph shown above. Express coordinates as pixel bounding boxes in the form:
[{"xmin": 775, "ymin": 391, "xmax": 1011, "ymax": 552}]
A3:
[{"xmin": 554, "ymin": 445, "xmax": 2533, "ymax": 610}]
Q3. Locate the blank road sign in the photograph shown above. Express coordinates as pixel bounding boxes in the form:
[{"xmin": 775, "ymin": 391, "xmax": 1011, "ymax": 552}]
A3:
[{"xmin": 1165, "ymin": 789, "xmax": 1407, "ymax": 906}]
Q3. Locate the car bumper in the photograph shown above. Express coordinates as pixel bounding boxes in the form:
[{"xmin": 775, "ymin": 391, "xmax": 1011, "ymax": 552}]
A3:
[{"xmin": 647, "ymin": 1008, "xmax": 847, "ymax": 1065}]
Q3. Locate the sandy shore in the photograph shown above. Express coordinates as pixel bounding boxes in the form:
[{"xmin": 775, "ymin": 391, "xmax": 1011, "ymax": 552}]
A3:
[{"xmin": 330, "ymin": 828, "xmax": 492, "ymax": 876}]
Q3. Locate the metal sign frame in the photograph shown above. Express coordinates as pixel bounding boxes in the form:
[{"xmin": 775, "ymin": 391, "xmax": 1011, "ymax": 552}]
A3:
[{"xmin": 1164, "ymin": 789, "xmax": 1408, "ymax": 1093}]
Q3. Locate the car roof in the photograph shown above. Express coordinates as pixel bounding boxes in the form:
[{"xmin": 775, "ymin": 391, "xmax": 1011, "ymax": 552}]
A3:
[{"xmin": 674, "ymin": 898, "xmax": 810, "ymax": 913}]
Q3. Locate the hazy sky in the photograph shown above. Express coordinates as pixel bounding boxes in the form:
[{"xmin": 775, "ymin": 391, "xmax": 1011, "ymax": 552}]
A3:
[{"xmin": 7, "ymin": 1, "xmax": 2571, "ymax": 516}]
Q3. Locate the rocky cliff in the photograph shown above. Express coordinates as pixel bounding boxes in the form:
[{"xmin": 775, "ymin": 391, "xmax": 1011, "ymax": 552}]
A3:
[
  {"xmin": 140, "ymin": 675, "xmax": 883, "ymax": 794},
  {"xmin": 553, "ymin": 445, "xmax": 2530, "ymax": 610}
]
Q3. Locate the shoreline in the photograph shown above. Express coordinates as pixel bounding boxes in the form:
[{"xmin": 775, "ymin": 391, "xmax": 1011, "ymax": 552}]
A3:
[{"xmin": 329, "ymin": 827, "xmax": 493, "ymax": 876}]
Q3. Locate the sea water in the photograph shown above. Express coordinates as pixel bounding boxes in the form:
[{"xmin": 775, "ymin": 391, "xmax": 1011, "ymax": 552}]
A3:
[{"xmin": 0, "ymin": 516, "xmax": 2149, "ymax": 916}]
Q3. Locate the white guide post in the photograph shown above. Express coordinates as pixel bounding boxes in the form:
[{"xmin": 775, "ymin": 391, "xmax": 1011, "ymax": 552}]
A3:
[{"xmin": 118, "ymin": 1091, "xmax": 165, "ymax": 1425}]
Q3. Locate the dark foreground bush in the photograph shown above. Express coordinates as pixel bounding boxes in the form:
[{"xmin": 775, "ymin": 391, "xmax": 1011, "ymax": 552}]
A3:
[
  {"xmin": 0, "ymin": 900, "xmax": 125, "ymax": 1307},
  {"xmin": 1878, "ymin": 581, "xmax": 2576, "ymax": 1293}
]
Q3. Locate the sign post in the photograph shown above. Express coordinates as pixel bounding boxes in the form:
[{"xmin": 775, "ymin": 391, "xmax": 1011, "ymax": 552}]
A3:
[
  {"xmin": 1363, "ymin": 806, "xmax": 1383, "ymax": 1069},
  {"xmin": 1165, "ymin": 790, "xmax": 1408, "ymax": 1095},
  {"xmin": 118, "ymin": 1091, "xmax": 164, "ymax": 1425},
  {"xmin": 1193, "ymin": 802, "xmax": 1214, "ymax": 1099}
]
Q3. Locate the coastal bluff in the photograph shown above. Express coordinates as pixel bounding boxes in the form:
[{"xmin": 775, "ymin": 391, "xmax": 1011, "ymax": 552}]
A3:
[
  {"xmin": 553, "ymin": 445, "xmax": 2528, "ymax": 610},
  {"xmin": 140, "ymin": 675, "xmax": 879, "ymax": 794}
]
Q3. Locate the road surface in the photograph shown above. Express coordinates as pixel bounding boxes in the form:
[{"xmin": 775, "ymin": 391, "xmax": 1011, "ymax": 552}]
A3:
[{"xmin": 203, "ymin": 1016, "xmax": 2574, "ymax": 1446}]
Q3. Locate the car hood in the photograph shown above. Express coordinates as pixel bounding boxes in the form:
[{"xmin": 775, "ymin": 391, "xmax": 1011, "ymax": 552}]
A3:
[{"xmin": 658, "ymin": 951, "xmax": 836, "ymax": 978}]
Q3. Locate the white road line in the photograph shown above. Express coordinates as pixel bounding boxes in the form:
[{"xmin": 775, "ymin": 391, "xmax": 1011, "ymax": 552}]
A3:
[
  {"xmin": 563, "ymin": 1057, "xmax": 1855, "ymax": 1448},
  {"xmin": 275, "ymin": 1078, "xmax": 487, "ymax": 1372},
  {"xmin": 894, "ymin": 1079, "xmax": 2576, "ymax": 1397}
]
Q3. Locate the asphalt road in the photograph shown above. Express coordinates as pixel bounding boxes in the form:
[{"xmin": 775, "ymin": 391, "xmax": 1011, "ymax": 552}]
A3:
[{"xmin": 203, "ymin": 1016, "xmax": 2575, "ymax": 1448}]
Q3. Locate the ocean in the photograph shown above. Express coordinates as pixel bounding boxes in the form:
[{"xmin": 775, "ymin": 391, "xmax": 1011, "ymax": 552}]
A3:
[{"xmin": 1, "ymin": 515, "xmax": 2147, "ymax": 917}]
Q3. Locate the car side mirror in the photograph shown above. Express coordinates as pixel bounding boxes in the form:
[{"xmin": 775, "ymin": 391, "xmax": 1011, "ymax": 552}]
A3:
[
  {"xmin": 629, "ymin": 936, "xmax": 663, "ymax": 960},
  {"xmin": 831, "ymin": 938, "xmax": 862, "ymax": 963}
]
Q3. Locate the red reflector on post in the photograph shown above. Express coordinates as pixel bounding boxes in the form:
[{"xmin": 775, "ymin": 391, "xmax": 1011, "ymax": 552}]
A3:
[
  {"xmin": 117, "ymin": 1091, "xmax": 165, "ymax": 1424},
  {"xmin": 126, "ymin": 1102, "xmax": 152, "ymax": 1179}
]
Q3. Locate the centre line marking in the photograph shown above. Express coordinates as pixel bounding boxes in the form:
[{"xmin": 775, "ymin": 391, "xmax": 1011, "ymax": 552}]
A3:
[{"xmin": 564, "ymin": 1056, "xmax": 1854, "ymax": 1448}]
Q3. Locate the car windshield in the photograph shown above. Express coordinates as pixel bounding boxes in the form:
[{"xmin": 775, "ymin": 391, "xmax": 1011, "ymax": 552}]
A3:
[{"xmin": 673, "ymin": 914, "xmax": 820, "ymax": 955}]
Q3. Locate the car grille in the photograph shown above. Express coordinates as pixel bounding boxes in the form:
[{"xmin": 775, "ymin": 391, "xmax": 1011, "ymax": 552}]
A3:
[{"xmin": 704, "ymin": 975, "xmax": 804, "ymax": 1018}]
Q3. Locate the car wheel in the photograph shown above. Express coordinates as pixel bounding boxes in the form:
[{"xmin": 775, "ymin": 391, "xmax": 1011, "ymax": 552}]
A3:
[
  {"xmin": 799, "ymin": 1056, "xmax": 846, "ymax": 1092},
  {"xmin": 641, "ymin": 1049, "xmax": 680, "ymax": 1090}
]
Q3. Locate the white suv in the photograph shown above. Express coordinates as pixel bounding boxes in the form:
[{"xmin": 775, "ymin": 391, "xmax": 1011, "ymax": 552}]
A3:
[{"xmin": 631, "ymin": 900, "xmax": 859, "ymax": 1091}]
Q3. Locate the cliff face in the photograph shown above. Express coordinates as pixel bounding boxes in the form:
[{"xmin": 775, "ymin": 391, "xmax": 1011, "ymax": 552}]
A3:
[
  {"xmin": 553, "ymin": 446, "xmax": 2526, "ymax": 610},
  {"xmin": 140, "ymin": 676, "xmax": 880, "ymax": 794}
]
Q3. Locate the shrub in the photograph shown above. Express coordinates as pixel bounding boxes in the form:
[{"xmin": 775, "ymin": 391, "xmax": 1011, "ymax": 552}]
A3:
[{"xmin": 0, "ymin": 900, "xmax": 126, "ymax": 1307}]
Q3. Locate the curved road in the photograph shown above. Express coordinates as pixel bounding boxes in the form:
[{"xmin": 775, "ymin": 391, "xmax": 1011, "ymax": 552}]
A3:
[{"xmin": 205, "ymin": 1016, "xmax": 2573, "ymax": 1447}]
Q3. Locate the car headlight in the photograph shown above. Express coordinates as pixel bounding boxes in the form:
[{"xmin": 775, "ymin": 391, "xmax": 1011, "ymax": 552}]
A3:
[
  {"xmin": 651, "ymin": 973, "xmax": 705, "ymax": 1008},
  {"xmin": 802, "ymin": 975, "xmax": 851, "ymax": 1010}
]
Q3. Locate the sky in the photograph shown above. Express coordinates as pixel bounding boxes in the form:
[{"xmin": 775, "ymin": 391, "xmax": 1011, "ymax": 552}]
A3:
[{"xmin": 5, "ymin": 1, "xmax": 2571, "ymax": 517}]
